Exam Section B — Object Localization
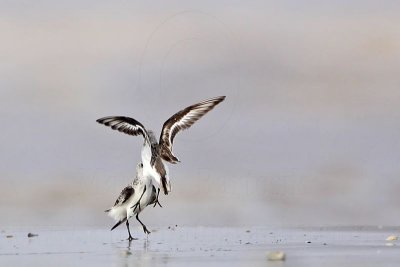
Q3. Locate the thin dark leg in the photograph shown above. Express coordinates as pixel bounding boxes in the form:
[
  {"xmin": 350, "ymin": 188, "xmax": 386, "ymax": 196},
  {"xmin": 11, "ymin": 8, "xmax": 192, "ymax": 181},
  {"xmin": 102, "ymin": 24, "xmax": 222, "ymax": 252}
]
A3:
[
  {"xmin": 136, "ymin": 213, "xmax": 151, "ymax": 234},
  {"xmin": 126, "ymin": 220, "xmax": 137, "ymax": 241},
  {"xmin": 131, "ymin": 185, "xmax": 147, "ymax": 212},
  {"xmin": 153, "ymin": 188, "xmax": 162, "ymax": 208}
]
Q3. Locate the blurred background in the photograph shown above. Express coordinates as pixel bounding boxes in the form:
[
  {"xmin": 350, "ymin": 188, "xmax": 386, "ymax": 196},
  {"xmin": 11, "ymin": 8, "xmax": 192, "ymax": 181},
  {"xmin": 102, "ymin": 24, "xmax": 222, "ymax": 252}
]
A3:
[{"xmin": 1, "ymin": 1, "xmax": 399, "ymax": 228}]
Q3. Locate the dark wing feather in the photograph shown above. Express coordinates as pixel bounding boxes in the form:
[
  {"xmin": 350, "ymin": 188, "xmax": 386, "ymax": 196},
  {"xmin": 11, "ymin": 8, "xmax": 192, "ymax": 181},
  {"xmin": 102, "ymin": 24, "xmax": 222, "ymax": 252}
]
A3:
[
  {"xmin": 96, "ymin": 116, "xmax": 149, "ymax": 143},
  {"xmin": 159, "ymin": 96, "xmax": 226, "ymax": 163},
  {"xmin": 113, "ymin": 186, "xmax": 134, "ymax": 207}
]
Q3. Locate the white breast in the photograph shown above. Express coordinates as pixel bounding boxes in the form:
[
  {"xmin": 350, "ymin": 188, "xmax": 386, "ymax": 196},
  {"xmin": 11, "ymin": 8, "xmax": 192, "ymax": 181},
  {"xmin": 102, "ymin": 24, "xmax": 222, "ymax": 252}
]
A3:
[{"xmin": 141, "ymin": 144, "xmax": 161, "ymax": 185}]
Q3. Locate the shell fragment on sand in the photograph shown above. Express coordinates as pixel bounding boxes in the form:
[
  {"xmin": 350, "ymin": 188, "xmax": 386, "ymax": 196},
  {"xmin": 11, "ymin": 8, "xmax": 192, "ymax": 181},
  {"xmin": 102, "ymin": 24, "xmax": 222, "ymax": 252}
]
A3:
[
  {"xmin": 267, "ymin": 251, "xmax": 286, "ymax": 261},
  {"xmin": 386, "ymin": 235, "xmax": 398, "ymax": 241}
]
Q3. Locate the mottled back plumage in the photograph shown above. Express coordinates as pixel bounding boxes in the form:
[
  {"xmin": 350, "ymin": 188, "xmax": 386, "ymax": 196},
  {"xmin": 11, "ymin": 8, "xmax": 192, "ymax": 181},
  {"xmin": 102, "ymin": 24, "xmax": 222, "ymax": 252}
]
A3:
[{"xmin": 113, "ymin": 186, "xmax": 134, "ymax": 206}]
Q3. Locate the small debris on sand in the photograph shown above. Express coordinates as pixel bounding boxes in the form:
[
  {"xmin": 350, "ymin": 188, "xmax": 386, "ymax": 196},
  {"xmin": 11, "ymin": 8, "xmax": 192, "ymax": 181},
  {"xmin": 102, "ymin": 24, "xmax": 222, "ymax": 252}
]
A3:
[
  {"xmin": 385, "ymin": 242, "xmax": 395, "ymax": 247},
  {"xmin": 267, "ymin": 251, "xmax": 286, "ymax": 261},
  {"xmin": 27, "ymin": 233, "xmax": 38, "ymax": 238},
  {"xmin": 121, "ymin": 251, "xmax": 132, "ymax": 256},
  {"xmin": 306, "ymin": 241, "xmax": 312, "ymax": 244},
  {"xmin": 386, "ymin": 235, "xmax": 398, "ymax": 241},
  {"xmin": 245, "ymin": 230, "xmax": 251, "ymax": 233},
  {"xmin": 6, "ymin": 235, "xmax": 13, "ymax": 238}
]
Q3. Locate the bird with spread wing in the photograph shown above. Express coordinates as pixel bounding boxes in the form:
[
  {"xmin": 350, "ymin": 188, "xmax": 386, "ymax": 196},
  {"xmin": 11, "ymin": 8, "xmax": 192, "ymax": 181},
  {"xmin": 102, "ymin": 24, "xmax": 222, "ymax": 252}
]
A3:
[{"xmin": 97, "ymin": 96, "xmax": 226, "ymax": 205}]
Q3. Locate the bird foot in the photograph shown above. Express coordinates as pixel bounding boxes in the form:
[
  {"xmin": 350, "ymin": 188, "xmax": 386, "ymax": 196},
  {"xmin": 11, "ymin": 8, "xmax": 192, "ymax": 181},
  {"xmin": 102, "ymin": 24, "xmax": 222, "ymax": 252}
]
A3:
[
  {"xmin": 128, "ymin": 236, "xmax": 138, "ymax": 241},
  {"xmin": 153, "ymin": 200, "xmax": 162, "ymax": 208},
  {"xmin": 143, "ymin": 226, "xmax": 151, "ymax": 235}
]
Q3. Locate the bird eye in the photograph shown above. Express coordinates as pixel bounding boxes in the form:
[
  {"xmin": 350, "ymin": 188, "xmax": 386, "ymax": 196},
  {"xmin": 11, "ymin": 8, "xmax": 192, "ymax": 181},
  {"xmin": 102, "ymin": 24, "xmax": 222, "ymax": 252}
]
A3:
[{"xmin": 140, "ymin": 163, "xmax": 143, "ymax": 167}]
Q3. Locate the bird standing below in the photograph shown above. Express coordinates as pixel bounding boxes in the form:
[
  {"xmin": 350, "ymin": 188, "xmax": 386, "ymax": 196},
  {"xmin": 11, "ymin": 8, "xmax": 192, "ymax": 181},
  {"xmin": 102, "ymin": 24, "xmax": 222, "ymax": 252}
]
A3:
[{"xmin": 105, "ymin": 162, "xmax": 159, "ymax": 241}]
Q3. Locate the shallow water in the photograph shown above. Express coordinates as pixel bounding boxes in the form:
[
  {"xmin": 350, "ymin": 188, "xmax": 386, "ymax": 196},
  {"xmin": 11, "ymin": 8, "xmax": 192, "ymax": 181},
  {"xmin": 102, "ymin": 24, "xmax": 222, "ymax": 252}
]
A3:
[{"xmin": 1, "ymin": 226, "xmax": 399, "ymax": 266}]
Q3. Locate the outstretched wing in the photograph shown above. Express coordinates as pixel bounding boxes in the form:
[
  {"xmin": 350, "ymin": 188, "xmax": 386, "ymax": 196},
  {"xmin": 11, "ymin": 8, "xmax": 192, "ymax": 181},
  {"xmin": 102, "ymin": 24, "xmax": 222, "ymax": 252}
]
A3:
[
  {"xmin": 159, "ymin": 96, "xmax": 226, "ymax": 163},
  {"xmin": 96, "ymin": 116, "xmax": 149, "ymax": 143},
  {"xmin": 113, "ymin": 186, "xmax": 134, "ymax": 207}
]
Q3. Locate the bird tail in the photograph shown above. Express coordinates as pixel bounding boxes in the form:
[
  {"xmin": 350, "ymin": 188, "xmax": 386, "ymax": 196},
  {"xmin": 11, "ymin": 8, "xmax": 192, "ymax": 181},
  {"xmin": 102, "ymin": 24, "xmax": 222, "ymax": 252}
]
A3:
[{"xmin": 111, "ymin": 219, "xmax": 126, "ymax": 231}]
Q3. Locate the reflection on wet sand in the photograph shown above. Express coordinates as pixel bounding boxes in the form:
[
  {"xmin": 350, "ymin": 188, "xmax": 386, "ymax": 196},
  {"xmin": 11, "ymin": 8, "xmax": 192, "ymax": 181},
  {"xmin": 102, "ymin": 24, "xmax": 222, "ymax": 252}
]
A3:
[
  {"xmin": 118, "ymin": 238, "xmax": 171, "ymax": 267},
  {"xmin": 4, "ymin": 227, "xmax": 396, "ymax": 266}
]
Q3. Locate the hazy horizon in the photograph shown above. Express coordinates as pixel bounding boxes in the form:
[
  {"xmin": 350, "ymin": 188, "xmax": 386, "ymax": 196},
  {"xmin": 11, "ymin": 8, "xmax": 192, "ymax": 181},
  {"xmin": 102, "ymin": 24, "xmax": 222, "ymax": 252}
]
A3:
[{"xmin": 1, "ymin": 1, "xmax": 400, "ymax": 228}]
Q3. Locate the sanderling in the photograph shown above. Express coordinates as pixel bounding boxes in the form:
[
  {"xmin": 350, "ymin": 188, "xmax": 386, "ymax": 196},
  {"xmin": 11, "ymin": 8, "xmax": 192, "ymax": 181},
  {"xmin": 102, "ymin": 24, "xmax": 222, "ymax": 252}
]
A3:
[
  {"xmin": 105, "ymin": 162, "xmax": 159, "ymax": 241},
  {"xmin": 97, "ymin": 96, "xmax": 226, "ymax": 200}
]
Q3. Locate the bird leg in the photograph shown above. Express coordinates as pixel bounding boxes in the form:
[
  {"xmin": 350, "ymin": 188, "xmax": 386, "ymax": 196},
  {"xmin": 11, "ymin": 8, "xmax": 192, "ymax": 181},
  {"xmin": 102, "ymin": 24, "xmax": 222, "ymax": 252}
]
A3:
[
  {"xmin": 131, "ymin": 185, "xmax": 147, "ymax": 212},
  {"xmin": 153, "ymin": 188, "xmax": 163, "ymax": 208},
  {"xmin": 136, "ymin": 213, "xmax": 151, "ymax": 234},
  {"xmin": 126, "ymin": 220, "xmax": 137, "ymax": 241}
]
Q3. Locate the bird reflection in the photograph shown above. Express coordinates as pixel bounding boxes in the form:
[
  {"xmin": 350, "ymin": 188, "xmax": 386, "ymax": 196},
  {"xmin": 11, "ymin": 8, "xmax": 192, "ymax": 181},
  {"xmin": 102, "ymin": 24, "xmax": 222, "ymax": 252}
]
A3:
[{"xmin": 117, "ymin": 238, "xmax": 169, "ymax": 267}]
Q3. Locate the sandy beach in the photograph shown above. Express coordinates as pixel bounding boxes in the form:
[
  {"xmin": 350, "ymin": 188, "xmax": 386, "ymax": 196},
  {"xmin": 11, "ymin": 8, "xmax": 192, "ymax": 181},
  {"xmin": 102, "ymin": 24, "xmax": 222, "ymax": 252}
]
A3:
[{"xmin": 1, "ymin": 226, "xmax": 399, "ymax": 266}]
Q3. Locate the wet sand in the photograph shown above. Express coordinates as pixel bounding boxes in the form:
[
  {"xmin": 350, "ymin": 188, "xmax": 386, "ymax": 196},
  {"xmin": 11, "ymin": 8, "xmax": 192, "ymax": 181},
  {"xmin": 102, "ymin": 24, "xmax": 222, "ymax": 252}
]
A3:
[{"xmin": 1, "ymin": 226, "xmax": 399, "ymax": 266}]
